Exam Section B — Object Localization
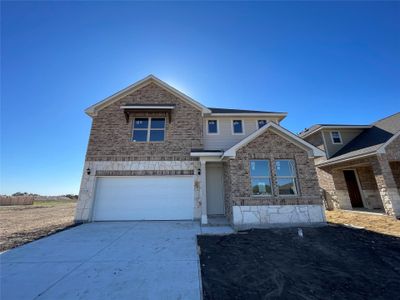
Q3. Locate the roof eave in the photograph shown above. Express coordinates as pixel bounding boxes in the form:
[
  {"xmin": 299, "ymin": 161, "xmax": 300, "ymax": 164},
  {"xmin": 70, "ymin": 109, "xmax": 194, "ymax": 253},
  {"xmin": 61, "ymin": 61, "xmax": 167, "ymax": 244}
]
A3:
[{"xmin": 300, "ymin": 125, "xmax": 372, "ymax": 138}]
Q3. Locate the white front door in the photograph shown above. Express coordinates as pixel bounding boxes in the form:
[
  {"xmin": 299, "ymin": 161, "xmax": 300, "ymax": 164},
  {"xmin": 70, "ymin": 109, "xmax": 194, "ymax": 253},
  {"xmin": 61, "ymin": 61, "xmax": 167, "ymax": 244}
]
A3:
[{"xmin": 92, "ymin": 176, "xmax": 194, "ymax": 221}]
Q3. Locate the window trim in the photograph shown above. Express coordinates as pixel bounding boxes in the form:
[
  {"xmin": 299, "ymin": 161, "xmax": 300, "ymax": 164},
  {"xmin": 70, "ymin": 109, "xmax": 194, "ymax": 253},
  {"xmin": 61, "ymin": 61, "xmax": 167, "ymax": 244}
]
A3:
[
  {"xmin": 256, "ymin": 119, "xmax": 267, "ymax": 129},
  {"xmin": 207, "ymin": 119, "xmax": 219, "ymax": 135},
  {"xmin": 132, "ymin": 117, "xmax": 166, "ymax": 143},
  {"xmin": 231, "ymin": 119, "xmax": 245, "ymax": 135},
  {"xmin": 249, "ymin": 159, "xmax": 273, "ymax": 197},
  {"xmin": 275, "ymin": 159, "xmax": 299, "ymax": 196},
  {"xmin": 330, "ymin": 131, "xmax": 342, "ymax": 144}
]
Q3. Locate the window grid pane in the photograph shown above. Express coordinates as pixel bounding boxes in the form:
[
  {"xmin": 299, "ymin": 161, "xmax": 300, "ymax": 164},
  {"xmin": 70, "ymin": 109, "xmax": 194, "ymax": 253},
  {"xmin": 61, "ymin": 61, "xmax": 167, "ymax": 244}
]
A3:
[
  {"xmin": 250, "ymin": 160, "xmax": 272, "ymax": 196},
  {"xmin": 133, "ymin": 118, "xmax": 165, "ymax": 142},
  {"xmin": 208, "ymin": 120, "xmax": 218, "ymax": 133},
  {"xmin": 275, "ymin": 159, "xmax": 298, "ymax": 195},
  {"xmin": 233, "ymin": 120, "xmax": 243, "ymax": 133},
  {"xmin": 258, "ymin": 120, "xmax": 267, "ymax": 128}
]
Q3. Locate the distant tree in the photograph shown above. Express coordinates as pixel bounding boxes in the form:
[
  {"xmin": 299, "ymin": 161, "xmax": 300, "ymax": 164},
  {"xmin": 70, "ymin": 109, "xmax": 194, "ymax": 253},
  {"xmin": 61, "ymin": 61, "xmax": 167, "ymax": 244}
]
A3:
[{"xmin": 12, "ymin": 192, "xmax": 27, "ymax": 196}]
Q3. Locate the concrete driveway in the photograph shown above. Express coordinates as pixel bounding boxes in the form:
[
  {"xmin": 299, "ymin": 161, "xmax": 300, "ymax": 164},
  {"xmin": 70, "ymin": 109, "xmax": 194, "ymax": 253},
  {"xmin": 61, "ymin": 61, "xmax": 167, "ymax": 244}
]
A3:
[{"xmin": 1, "ymin": 222, "xmax": 232, "ymax": 300}]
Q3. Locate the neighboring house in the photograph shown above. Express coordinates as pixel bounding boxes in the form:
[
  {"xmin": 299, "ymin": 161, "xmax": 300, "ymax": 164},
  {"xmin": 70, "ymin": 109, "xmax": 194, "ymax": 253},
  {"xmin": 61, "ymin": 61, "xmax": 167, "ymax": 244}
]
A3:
[
  {"xmin": 300, "ymin": 113, "xmax": 400, "ymax": 218},
  {"xmin": 75, "ymin": 75, "xmax": 325, "ymax": 228}
]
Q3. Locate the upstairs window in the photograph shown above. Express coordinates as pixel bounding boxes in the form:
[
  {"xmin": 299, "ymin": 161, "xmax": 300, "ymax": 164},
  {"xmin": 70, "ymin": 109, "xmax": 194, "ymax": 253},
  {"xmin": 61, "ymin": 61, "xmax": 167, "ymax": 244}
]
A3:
[
  {"xmin": 257, "ymin": 120, "xmax": 267, "ymax": 129},
  {"xmin": 275, "ymin": 160, "xmax": 298, "ymax": 195},
  {"xmin": 232, "ymin": 120, "xmax": 244, "ymax": 134},
  {"xmin": 207, "ymin": 120, "xmax": 218, "ymax": 134},
  {"xmin": 133, "ymin": 118, "xmax": 165, "ymax": 142},
  {"xmin": 250, "ymin": 160, "xmax": 272, "ymax": 196},
  {"xmin": 330, "ymin": 131, "xmax": 342, "ymax": 144}
]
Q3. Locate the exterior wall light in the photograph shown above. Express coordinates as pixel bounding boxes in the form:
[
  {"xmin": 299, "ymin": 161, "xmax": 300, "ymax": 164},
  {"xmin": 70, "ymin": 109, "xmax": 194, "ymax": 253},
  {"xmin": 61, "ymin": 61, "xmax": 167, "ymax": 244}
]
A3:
[
  {"xmin": 86, "ymin": 168, "xmax": 91, "ymax": 175},
  {"xmin": 198, "ymin": 169, "xmax": 201, "ymax": 175}
]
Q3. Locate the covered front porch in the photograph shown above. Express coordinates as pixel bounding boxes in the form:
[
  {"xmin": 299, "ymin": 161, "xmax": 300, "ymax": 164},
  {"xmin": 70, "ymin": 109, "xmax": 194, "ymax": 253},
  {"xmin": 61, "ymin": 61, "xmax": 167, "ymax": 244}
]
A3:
[{"xmin": 318, "ymin": 153, "xmax": 400, "ymax": 218}]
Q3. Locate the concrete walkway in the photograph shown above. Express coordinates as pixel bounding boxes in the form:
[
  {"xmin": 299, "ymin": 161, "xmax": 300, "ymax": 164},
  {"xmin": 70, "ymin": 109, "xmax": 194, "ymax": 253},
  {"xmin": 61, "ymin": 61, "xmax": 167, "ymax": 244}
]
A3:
[{"xmin": 1, "ymin": 222, "xmax": 233, "ymax": 300}]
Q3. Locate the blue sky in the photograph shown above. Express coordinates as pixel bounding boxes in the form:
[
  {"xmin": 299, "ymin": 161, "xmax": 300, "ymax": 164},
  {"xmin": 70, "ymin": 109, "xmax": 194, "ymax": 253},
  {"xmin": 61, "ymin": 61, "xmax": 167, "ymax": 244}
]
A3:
[{"xmin": 1, "ymin": 1, "xmax": 399, "ymax": 195}]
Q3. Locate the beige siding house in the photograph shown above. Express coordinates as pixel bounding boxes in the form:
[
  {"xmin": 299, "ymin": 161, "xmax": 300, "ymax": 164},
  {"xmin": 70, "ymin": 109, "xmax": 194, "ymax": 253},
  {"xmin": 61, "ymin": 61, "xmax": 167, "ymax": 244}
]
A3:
[
  {"xmin": 300, "ymin": 113, "xmax": 400, "ymax": 218},
  {"xmin": 76, "ymin": 75, "xmax": 325, "ymax": 228}
]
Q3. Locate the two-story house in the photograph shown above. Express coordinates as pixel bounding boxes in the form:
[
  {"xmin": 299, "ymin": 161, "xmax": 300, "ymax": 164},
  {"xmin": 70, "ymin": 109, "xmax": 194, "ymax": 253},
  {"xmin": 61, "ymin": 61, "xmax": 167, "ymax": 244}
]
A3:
[
  {"xmin": 75, "ymin": 75, "xmax": 325, "ymax": 228},
  {"xmin": 300, "ymin": 113, "xmax": 400, "ymax": 218}
]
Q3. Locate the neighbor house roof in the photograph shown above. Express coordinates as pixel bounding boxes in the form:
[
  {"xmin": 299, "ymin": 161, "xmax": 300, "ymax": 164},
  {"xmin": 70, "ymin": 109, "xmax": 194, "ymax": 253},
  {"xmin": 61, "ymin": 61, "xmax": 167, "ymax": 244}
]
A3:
[
  {"xmin": 299, "ymin": 124, "xmax": 371, "ymax": 138},
  {"xmin": 316, "ymin": 112, "xmax": 400, "ymax": 166}
]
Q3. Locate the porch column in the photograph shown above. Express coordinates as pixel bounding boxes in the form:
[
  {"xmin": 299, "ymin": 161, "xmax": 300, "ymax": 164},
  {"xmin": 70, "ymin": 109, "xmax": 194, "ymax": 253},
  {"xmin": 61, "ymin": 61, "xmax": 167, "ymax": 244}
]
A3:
[
  {"xmin": 371, "ymin": 154, "xmax": 400, "ymax": 218},
  {"xmin": 331, "ymin": 168, "xmax": 352, "ymax": 210},
  {"xmin": 200, "ymin": 159, "xmax": 208, "ymax": 224}
]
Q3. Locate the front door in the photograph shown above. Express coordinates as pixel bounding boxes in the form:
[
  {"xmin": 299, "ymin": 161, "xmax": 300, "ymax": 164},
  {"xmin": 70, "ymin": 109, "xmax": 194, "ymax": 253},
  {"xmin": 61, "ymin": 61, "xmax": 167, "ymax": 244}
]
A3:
[
  {"xmin": 343, "ymin": 170, "xmax": 363, "ymax": 208},
  {"xmin": 206, "ymin": 163, "xmax": 225, "ymax": 215}
]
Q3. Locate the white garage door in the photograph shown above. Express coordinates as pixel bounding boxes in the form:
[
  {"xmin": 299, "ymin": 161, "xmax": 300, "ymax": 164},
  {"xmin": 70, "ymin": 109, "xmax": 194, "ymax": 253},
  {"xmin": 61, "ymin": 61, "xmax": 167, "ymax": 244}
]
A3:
[{"xmin": 92, "ymin": 176, "xmax": 194, "ymax": 221}]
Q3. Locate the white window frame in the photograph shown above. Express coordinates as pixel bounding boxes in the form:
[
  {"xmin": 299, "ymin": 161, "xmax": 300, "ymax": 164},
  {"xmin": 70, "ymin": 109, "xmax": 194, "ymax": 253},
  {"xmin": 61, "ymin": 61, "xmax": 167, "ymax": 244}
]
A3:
[
  {"xmin": 207, "ymin": 119, "xmax": 219, "ymax": 135},
  {"xmin": 256, "ymin": 119, "xmax": 267, "ymax": 129},
  {"xmin": 250, "ymin": 160, "xmax": 273, "ymax": 196},
  {"xmin": 330, "ymin": 131, "xmax": 342, "ymax": 144},
  {"xmin": 231, "ymin": 119, "xmax": 245, "ymax": 135},
  {"xmin": 275, "ymin": 159, "xmax": 299, "ymax": 196},
  {"xmin": 132, "ymin": 117, "xmax": 166, "ymax": 142}
]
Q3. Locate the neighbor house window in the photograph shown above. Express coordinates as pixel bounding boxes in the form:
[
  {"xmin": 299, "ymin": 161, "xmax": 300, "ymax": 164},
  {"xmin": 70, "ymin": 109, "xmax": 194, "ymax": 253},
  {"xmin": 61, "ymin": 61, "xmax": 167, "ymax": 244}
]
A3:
[
  {"xmin": 330, "ymin": 131, "xmax": 342, "ymax": 144},
  {"xmin": 132, "ymin": 117, "xmax": 165, "ymax": 142},
  {"xmin": 250, "ymin": 160, "xmax": 272, "ymax": 196},
  {"xmin": 232, "ymin": 120, "xmax": 244, "ymax": 134},
  {"xmin": 275, "ymin": 160, "xmax": 298, "ymax": 195},
  {"xmin": 207, "ymin": 120, "xmax": 218, "ymax": 134},
  {"xmin": 257, "ymin": 120, "xmax": 267, "ymax": 129}
]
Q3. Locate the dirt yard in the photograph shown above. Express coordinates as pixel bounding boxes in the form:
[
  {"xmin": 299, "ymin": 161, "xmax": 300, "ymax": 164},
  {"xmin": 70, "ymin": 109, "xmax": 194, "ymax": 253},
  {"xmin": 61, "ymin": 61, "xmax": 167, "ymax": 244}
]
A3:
[
  {"xmin": 198, "ymin": 226, "xmax": 400, "ymax": 300},
  {"xmin": 0, "ymin": 200, "xmax": 77, "ymax": 252},
  {"xmin": 326, "ymin": 209, "xmax": 400, "ymax": 237}
]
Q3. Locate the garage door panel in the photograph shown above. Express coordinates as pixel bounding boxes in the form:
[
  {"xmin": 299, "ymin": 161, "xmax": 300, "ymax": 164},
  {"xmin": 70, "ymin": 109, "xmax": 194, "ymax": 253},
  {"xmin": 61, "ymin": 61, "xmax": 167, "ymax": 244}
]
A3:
[{"xmin": 93, "ymin": 176, "xmax": 194, "ymax": 221}]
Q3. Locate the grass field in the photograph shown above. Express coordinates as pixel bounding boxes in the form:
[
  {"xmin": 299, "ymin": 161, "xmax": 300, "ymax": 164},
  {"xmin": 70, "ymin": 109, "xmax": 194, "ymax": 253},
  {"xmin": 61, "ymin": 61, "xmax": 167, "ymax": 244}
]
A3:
[{"xmin": 0, "ymin": 200, "xmax": 77, "ymax": 252}]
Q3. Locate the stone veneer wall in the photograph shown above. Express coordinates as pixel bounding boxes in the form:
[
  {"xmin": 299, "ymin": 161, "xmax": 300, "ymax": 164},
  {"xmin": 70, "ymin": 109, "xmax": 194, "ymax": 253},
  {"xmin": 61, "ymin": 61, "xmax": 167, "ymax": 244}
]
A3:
[
  {"xmin": 356, "ymin": 166, "xmax": 383, "ymax": 209},
  {"xmin": 76, "ymin": 160, "xmax": 201, "ymax": 222},
  {"xmin": 390, "ymin": 162, "xmax": 400, "ymax": 190},
  {"xmin": 224, "ymin": 130, "xmax": 323, "ymax": 224},
  {"xmin": 86, "ymin": 82, "xmax": 203, "ymax": 161},
  {"xmin": 232, "ymin": 205, "xmax": 325, "ymax": 228},
  {"xmin": 386, "ymin": 135, "xmax": 400, "ymax": 161}
]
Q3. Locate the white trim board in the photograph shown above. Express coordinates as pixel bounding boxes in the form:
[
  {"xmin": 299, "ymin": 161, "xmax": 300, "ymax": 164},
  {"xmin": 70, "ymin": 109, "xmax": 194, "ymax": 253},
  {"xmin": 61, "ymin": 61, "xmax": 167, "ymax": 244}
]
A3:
[{"xmin": 223, "ymin": 122, "xmax": 325, "ymax": 158}]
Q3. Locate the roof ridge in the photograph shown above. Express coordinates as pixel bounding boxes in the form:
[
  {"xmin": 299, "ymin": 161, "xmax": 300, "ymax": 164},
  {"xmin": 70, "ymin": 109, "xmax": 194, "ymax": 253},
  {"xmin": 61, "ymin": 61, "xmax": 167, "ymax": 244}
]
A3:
[{"xmin": 372, "ymin": 111, "xmax": 400, "ymax": 125}]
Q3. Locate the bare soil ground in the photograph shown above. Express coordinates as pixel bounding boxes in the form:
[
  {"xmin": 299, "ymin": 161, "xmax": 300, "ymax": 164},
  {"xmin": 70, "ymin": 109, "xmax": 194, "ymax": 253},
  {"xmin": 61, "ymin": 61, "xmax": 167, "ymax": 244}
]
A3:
[
  {"xmin": 198, "ymin": 226, "xmax": 400, "ymax": 300},
  {"xmin": 0, "ymin": 200, "xmax": 77, "ymax": 252},
  {"xmin": 326, "ymin": 209, "xmax": 400, "ymax": 237}
]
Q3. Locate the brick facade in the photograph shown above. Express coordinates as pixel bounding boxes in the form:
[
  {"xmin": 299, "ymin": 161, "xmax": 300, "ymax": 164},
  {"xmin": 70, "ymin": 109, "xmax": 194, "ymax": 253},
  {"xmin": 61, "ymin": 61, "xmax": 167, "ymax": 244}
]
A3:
[
  {"xmin": 86, "ymin": 82, "xmax": 203, "ymax": 161},
  {"xmin": 223, "ymin": 130, "xmax": 322, "ymax": 222}
]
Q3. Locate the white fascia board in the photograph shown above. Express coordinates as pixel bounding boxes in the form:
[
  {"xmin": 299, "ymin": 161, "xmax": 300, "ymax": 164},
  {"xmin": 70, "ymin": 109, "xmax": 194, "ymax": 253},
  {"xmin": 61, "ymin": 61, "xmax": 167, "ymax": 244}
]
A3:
[
  {"xmin": 377, "ymin": 130, "xmax": 400, "ymax": 154},
  {"xmin": 223, "ymin": 122, "xmax": 325, "ymax": 158},
  {"xmin": 301, "ymin": 125, "xmax": 371, "ymax": 138},
  {"xmin": 190, "ymin": 152, "xmax": 223, "ymax": 157},
  {"xmin": 316, "ymin": 152, "xmax": 376, "ymax": 167},
  {"xmin": 85, "ymin": 75, "xmax": 211, "ymax": 116},
  {"xmin": 120, "ymin": 105, "xmax": 175, "ymax": 109},
  {"xmin": 209, "ymin": 113, "xmax": 287, "ymax": 120}
]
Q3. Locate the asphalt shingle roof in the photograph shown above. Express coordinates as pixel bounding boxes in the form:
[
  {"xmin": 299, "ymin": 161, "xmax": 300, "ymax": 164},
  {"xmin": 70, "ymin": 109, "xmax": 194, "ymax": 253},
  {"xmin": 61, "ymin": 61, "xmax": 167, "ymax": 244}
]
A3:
[
  {"xmin": 324, "ymin": 112, "xmax": 400, "ymax": 164},
  {"xmin": 208, "ymin": 107, "xmax": 285, "ymax": 114}
]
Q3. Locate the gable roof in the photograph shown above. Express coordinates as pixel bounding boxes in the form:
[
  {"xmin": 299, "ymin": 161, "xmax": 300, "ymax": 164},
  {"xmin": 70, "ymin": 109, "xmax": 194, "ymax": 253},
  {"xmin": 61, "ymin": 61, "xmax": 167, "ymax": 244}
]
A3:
[
  {"xmin": 317, "ymin": 112, "xmax": 400, "ymax": 166},
  {"xmin": 299, "ymin": 124, "xmax": 371, "ymax": 138},
  {"xmin": 223, "ymin": 122, "xmax": 325, "ymax": 158},
  {"xmin": 85, "ymin": 75, "xmax": 211, "ymax": 116}
]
